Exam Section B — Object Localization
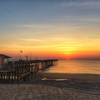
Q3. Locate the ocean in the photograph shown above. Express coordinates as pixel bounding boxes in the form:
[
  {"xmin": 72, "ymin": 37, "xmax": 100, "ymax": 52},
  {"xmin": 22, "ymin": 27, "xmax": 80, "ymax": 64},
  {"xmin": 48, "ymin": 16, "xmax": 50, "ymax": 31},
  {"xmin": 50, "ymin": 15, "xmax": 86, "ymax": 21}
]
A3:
[{"xmin": 43, "ymin": 59, "xmax": 100, "ymax": 74}]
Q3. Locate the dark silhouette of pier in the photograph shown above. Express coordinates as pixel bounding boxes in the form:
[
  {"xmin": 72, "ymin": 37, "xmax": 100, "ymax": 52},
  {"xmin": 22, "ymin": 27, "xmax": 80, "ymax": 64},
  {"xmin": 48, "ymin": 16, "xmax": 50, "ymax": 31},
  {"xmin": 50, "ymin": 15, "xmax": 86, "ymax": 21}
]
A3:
[{"xmin": 0, "ymin": 59, "xmax": 58, "ymax": 84}]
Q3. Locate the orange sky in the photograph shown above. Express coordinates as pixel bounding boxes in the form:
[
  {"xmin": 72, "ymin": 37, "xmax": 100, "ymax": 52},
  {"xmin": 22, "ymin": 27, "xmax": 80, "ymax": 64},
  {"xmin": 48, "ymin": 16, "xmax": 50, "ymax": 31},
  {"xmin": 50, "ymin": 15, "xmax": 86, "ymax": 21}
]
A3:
[
  {"xmin": 0, "ymin": 1, "xmax": 100, "ymax": 60},
  {"xmin": 1, "ymin": 44, "xmax": 100, "ymax": 60}
]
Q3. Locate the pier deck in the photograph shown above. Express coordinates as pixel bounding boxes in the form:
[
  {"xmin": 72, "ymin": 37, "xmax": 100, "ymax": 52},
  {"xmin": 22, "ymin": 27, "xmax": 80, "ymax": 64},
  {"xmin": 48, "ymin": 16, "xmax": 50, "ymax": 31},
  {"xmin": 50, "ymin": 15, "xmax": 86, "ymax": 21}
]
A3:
[{"xmin": 0, "ymin": 59, "xmax": 58, "ymax": 84}]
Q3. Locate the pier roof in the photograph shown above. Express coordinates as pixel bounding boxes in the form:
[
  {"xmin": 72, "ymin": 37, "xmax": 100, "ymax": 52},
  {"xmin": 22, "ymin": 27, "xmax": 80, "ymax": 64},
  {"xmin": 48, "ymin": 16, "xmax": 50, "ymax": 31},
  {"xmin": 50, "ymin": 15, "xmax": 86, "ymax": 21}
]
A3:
[{"xmin": 0, "ymin": 54, "xmax": 11, "ymax": 58}]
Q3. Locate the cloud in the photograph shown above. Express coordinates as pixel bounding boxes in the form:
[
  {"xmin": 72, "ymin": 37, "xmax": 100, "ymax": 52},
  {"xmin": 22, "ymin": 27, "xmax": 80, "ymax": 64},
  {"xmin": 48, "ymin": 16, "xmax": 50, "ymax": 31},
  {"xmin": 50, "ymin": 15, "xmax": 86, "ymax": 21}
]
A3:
[
  {"xmin": 56, "ymin": 1, "xmax": 100, "ymax": 8},
  {"xmin": 49, "ymin": 38, "xmax": 65, "ymax": 40},
  {"xmin": 20, "ymin": 38, "xmax": 43, "ymax": 42},
  {"xmin": 57, "ymin": 15, "xmax": 100, "ymax": 26},
  {"xmin": 82, "ymin": 18, "xmax": 100, "ymax": 23},
  {"xmin": 15, "ymin": 24, "xmax": 58, "ymax": 28},
  {"xmin": 32, "ymin": 44, "xmax": 60, "ymax": 48}
]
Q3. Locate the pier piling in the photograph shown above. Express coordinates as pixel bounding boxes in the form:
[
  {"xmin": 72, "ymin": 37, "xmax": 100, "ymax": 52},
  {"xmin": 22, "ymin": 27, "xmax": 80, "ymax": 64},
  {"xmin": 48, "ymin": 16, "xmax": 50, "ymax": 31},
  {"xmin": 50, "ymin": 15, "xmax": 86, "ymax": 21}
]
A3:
[{"xmin": 0, "ymin": 59, "xmax": 58, "ymax": 84}]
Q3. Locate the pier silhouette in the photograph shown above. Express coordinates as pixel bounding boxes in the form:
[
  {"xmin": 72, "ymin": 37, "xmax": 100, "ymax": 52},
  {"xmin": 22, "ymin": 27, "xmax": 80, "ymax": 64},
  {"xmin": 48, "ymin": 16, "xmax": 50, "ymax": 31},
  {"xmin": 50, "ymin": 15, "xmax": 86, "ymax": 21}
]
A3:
[{"xmin": 0, "ymin": 59, "xmax": 58, "ymax": 84}]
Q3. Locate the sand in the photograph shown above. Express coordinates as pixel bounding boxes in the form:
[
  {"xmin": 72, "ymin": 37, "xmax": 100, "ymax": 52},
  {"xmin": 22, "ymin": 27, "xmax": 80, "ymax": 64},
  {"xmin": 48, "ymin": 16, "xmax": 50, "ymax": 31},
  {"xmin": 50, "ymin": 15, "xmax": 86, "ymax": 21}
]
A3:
[
  {"xmin": 37, "ymin": 72, "xmax": 100, "ymax": 82},
  {"xmin": 0, "ymin": 73, "xmax": 100, "ymax": 100}
]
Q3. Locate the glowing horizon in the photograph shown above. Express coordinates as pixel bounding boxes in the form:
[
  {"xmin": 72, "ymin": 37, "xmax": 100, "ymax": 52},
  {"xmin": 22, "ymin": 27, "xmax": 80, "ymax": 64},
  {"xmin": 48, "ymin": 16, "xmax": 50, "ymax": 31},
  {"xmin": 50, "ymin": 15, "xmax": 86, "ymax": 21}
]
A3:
[{"xmin": 0, "ymin": 0, "xmax": 100, "ymax": 60}]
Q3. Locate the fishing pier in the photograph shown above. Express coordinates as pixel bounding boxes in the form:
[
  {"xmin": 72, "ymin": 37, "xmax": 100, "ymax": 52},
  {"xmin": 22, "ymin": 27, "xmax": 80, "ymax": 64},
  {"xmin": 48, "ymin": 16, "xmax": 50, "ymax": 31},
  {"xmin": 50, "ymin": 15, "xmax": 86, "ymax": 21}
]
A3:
[{"xmin": 0, "ymin": 59, "xmax": 58, "ymax": 84}]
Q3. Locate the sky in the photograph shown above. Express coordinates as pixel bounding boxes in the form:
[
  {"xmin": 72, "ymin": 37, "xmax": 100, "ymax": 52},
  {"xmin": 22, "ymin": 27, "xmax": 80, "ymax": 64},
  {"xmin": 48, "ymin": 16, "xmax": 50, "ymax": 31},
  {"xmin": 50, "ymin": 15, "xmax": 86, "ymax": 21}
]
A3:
[{"xmin": 0, "ymin": 0, "xmax": 100, "ymax": 60}]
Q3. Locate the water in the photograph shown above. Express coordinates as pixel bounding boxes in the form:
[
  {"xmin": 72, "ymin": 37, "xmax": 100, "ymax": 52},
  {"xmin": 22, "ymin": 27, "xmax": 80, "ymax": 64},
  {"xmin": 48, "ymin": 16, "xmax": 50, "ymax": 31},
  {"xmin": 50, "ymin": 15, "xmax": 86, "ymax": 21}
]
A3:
[{"xmin": 43, "ymin": 60, "xmax": 100, "ymax": 74}]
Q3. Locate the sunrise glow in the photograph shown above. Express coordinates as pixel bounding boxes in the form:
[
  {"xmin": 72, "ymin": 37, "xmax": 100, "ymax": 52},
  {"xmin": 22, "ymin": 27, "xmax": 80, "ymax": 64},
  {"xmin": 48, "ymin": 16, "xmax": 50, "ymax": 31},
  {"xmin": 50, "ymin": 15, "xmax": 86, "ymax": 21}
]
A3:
[{"xmin": 0, "ymin": 0, "xmax": 100, "ymax": 60}]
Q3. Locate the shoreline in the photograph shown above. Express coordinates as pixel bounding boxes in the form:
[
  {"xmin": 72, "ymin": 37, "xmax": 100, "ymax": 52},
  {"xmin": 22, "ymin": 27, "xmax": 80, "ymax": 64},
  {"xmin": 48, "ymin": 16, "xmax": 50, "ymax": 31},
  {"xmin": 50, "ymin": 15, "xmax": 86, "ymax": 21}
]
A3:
[{"xmin": 37, "ymin": 72, "xmax": 100, "ymax": 83}]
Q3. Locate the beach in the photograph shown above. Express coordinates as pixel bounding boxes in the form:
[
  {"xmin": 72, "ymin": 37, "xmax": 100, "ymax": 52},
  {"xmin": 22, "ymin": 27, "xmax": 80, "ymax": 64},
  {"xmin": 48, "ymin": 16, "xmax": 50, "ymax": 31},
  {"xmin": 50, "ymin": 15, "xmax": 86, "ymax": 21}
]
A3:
[
  {"xmin": 0, "ymin": 73, "xmax": 100, "ymax": 100},
  {"xmin": 1, "ymin": 0, "xmax": 100, "ymax": 99},
  {"xmin": 38, "ymin": 72, "xmax": 100, "ymax": 82}
]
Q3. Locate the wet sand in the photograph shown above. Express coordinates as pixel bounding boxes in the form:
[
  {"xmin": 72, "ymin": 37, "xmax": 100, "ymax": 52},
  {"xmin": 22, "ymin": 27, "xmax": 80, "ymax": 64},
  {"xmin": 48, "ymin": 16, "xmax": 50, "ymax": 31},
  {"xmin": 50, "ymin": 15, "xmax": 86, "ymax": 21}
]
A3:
[{"xmin": 37, "ymin": 72, "xmax": 100, "ymax": 82}]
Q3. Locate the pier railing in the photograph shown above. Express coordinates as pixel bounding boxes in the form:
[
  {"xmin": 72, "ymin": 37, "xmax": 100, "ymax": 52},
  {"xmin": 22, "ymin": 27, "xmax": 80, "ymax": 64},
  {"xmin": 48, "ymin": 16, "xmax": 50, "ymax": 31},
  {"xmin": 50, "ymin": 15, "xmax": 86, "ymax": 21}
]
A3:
[{"xmin": 0, "ymin": 59, "xmax": 58, "ymax": 84}]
